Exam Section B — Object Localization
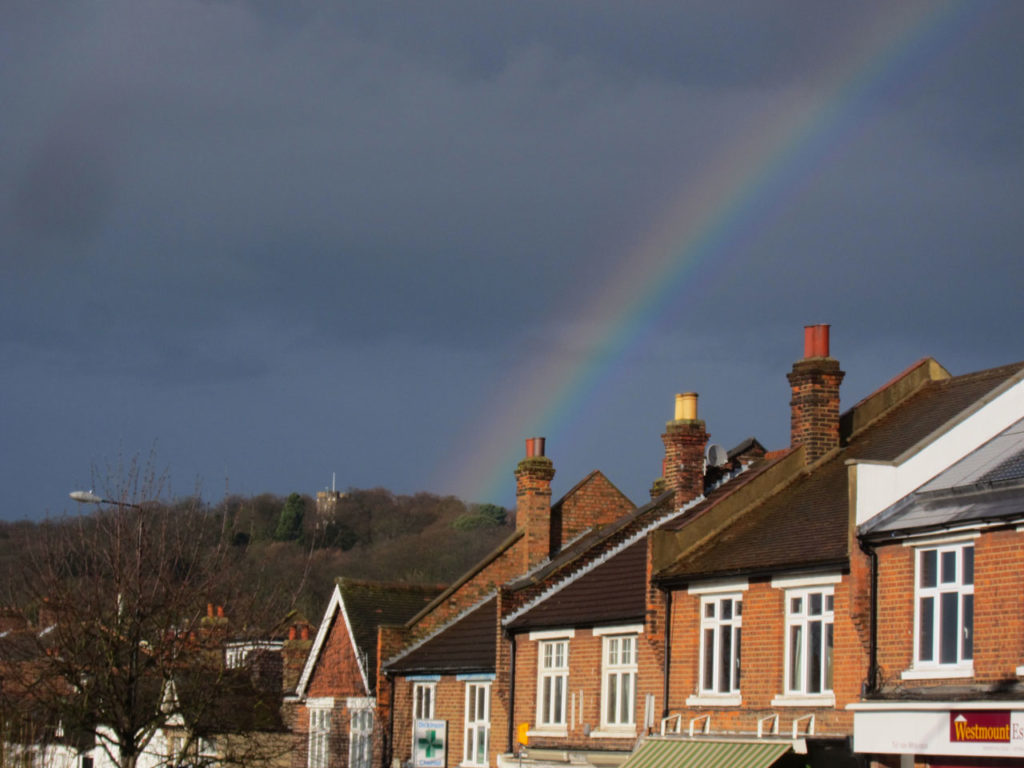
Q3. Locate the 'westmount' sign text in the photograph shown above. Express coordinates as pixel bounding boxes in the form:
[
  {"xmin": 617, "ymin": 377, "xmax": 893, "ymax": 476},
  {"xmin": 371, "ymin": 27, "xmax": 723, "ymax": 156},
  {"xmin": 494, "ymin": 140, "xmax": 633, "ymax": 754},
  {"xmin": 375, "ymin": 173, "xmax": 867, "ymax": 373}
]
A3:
[{"xmin": 950, "ymin": 711, "xmax": 1015, "ymax": 743}]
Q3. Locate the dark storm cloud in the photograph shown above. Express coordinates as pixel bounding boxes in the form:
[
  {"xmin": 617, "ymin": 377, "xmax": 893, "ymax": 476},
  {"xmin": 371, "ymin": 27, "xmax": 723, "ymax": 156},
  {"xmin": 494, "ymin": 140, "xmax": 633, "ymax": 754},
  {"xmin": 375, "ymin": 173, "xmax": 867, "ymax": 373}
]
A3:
[{"xmin": 1, "ymin": 1, "xmax": 1023, "ymax": 519}]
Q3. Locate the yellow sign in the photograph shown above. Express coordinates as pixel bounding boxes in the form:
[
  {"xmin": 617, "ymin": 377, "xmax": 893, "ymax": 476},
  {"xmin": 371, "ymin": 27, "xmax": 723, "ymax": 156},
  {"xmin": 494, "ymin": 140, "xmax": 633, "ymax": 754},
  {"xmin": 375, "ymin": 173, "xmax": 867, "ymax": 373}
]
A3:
[{"xmin": 517, "ymin": 723, "xmax": 529, "ymax": 746}]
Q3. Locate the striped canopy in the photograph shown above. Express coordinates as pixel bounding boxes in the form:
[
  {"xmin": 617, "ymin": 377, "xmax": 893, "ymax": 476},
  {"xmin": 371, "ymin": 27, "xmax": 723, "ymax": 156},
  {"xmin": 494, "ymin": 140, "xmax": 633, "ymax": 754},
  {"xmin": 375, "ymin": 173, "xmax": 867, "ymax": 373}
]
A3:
[{"xmin": 620, "ymin": 738, "xmax": 791, "ymax": 768}]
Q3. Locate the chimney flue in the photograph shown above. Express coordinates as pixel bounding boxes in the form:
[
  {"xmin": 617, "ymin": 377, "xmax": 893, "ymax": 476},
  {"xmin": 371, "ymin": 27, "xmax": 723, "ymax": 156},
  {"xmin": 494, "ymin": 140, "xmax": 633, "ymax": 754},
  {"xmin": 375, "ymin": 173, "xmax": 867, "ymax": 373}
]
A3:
[
  {"xmin": 525, "ymin": 437, "xmax": 546, "ymax": 458},
  {"xmin": 789, "ymin": 324, "xmax": 844, "ymax": 464},
  {"xmin": 674, "ymin": 392, "xmax": 698, "ymax": 421},
  {"xmin": 803, "ymin": 324, "xmax": 831, "ymax": 359}
]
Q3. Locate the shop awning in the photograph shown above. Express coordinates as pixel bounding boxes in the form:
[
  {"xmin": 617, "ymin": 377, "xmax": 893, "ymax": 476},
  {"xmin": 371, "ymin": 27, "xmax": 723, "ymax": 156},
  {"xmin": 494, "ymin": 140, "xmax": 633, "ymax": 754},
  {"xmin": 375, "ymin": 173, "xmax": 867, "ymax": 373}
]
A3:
[{"xmin": 620, "ymin": 738, "xmax": 791, "ymax": 768}]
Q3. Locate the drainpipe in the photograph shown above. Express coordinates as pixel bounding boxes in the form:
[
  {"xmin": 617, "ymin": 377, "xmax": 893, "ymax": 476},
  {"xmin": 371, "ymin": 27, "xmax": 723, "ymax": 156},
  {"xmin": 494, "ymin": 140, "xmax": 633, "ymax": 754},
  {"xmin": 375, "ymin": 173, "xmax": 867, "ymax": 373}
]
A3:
[
  {"xmin": 662, "ymin": 587, "xmax": 672, "ymax": 720},
  {"xmin": 386, "ymin": 672, "xmax": 396, "ymax": 768},
  {"xmin": 507, "ymin": 632, "xmax": 517, "ymax": 753},
  {"xmin": 859, "ymin": 539, "xmax": 880, "ymax": 695}
]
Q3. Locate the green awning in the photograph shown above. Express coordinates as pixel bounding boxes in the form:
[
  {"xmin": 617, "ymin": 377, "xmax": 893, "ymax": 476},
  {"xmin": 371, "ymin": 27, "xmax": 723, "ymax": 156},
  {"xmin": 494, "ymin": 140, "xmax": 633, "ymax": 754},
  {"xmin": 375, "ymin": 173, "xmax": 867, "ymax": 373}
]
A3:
[{"xmin": 620, "ymin": 738, "xmax": 791, "ymax": 768}]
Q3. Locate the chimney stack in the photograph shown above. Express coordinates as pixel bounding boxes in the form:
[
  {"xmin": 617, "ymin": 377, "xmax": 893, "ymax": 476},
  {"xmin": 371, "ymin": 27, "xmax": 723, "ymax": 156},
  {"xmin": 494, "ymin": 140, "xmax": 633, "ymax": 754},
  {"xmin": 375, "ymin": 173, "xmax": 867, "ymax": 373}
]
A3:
[
  {"xmin": 661, "ymin": 393, "xmax": 709, "ymax": 509},
  {"xmin": 788, "ymin": 324, "xmax": 845, "ymax": 465},
  {"xmin": 515, "ymin": 437, "xmax": 556, "ymax": 570}
]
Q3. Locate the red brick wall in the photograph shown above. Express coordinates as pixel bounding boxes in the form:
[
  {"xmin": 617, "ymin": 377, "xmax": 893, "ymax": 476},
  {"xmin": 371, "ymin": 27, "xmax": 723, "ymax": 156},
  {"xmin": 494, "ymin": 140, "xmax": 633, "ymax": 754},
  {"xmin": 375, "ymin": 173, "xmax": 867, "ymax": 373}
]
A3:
[
  {"xmin": 411, "ymin": 543, "xmax": 526, "ymax": 641},
  {"xmin": 391, "ymin": 675, "xmax": 485, "ymax": 768},
  {"xmin": 552, "ymin": 472, "xmax": 634, "ymax": 552},
  {"xmin": 665, "ymin": 573, "xmax": 864, "ymax": 738},
  {"xmin": 875, "ymin": 528, "xmax": 1024, "ymax": 686},
  {"xmin": 306, "ymin": 611, "xmax": 369, "ymax": 699},
  {"xmin": 510, "ymin": 626, "xmax": 662, "ymax": 753}
]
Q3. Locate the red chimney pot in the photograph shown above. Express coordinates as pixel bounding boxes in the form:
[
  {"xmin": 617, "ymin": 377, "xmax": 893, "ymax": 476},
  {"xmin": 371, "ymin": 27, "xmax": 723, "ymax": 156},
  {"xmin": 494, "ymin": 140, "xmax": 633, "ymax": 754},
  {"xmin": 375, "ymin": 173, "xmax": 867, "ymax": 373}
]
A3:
[
  {"xmin": 804, "ymin": 324, "xmax": 830, "ymax": 358},
  {"xmin": 525, "ymin": 437, "xmax": 546, "ymax": 458}
]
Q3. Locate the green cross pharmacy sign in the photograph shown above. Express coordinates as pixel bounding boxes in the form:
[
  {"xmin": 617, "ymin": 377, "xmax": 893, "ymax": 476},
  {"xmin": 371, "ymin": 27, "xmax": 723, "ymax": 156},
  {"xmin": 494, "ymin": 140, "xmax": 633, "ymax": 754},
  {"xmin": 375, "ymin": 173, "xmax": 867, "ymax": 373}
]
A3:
[{"xmin": 413, "ymin": 719, "xmax": 447, "ymax": 768}]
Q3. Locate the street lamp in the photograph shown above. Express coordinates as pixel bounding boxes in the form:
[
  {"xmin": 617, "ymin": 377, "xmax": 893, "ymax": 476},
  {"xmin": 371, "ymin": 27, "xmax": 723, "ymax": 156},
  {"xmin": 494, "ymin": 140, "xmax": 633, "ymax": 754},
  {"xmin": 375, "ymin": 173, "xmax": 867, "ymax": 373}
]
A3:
[{"xmin": 70, "ymin": 490, "xmax": 141, "ymax": 508}]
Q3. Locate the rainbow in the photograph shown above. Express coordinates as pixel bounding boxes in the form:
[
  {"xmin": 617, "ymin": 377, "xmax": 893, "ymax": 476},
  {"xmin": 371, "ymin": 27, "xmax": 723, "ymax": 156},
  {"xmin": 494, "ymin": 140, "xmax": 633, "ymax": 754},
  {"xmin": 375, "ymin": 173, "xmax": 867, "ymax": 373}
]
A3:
[{"xmin": 439, "ymin": 2, "xmax": 982, "ymax": 506}]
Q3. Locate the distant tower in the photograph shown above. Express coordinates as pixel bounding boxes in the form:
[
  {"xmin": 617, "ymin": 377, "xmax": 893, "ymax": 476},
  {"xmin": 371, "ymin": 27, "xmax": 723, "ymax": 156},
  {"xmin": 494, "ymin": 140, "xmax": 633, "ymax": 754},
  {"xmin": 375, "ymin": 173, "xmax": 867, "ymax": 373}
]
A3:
[{"xmin": 316, "ymin": 473, "xmax": 345, "ymax": 518}]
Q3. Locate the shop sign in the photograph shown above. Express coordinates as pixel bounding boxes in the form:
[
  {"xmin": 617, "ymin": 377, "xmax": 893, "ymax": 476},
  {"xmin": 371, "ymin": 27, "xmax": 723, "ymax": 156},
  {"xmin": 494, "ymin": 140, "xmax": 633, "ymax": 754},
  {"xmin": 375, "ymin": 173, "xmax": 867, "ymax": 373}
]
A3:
[
  {"xmin": 950, "ymin": 710, "xmax": 1018, "ymax": 743},
  {"xmin": 853, "ymin": 709, "xmax": 1024, "ymax": 757},
  {"xmin": 413, "ymin": 719, "xmax": 447, "ymax": 768}
]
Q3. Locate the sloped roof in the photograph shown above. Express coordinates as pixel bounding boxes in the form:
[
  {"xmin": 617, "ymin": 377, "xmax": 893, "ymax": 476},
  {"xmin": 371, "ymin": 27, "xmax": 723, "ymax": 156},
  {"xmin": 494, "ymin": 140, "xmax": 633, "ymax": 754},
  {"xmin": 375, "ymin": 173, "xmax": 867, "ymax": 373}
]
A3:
[
  {"xmin": 916, "ymin": 415, "xmax": 1024, "ymax": 490},
  {"xmin": 385, "ymin": 596, "xmax": 497, "ymax": 675},
  {"xmin": 861, "ymin": 416, "xmax": 1024, "ymax": 539},
  {"xmin": 337, "ymin": 580, "xmax": 444, "ymax": 687},
  {"xmin": 505, "ymin": 540, "xmax": 647, "ymax": 631},
  {"xmin": 657, "ymin": 360, "xmax": 1024, "ymax": 582},
  {"xmin": 177, "ymin": 668, "xmax": 287, "ymax": 734}
]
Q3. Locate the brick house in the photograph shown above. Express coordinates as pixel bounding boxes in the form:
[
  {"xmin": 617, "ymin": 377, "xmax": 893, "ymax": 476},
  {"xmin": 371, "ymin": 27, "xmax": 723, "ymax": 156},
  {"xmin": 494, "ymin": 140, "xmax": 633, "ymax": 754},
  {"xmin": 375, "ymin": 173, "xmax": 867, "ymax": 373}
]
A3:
[
  {"xmin": 852, "ymin": 405, "xmax": 1024, "ymax": 765},
  {"xmin": 294, "ymin": 324, "xmax": 1024, "ymax": 768},
  {"xmin": 646, "ymin": 327, "xmax": 1024, "ymax": 767},
  {"xmin": 380, "ymin": 449, "xmax": 637, "ymax": 768},
  {"xmin": 288, "ymin": 580, "xmax": 443, "ymax": 768},
  {"xmin": 379, "ymin": 389, "xmax": 765, "ymax": 768}
]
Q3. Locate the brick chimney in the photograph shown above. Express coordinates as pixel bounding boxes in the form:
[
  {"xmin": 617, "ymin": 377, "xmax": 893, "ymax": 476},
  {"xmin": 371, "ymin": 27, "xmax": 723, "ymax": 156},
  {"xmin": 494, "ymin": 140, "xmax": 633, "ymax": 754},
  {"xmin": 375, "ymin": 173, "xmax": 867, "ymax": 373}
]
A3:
[
  {"xmin": 661, "ymin": 392, "xmax": 709, "ymax": 509},
  {"xmin": 515, "ymin": 437, "xmax": 556, "ymax": 570},
  {"xmin": 788, "ymin": 324, "xmax": 845, "ymax": 465},
  {"xmin": 282, "ymin": 620, "xmax": 314, "ymax": 694}
]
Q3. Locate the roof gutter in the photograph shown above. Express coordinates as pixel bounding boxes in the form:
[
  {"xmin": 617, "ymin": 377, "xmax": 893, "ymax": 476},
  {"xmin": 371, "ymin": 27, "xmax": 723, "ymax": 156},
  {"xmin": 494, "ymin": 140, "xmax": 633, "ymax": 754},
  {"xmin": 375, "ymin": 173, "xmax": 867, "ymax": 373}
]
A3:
[{"xmin": 654, "ymin": 559, "xmax": 850, "ymax": 590}]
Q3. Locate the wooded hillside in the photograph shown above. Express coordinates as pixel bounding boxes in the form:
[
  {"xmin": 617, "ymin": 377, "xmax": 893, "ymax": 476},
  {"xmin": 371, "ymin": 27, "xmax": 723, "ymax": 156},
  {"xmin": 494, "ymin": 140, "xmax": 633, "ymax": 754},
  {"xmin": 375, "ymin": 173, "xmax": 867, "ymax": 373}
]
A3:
[{"xmin": 0, "ymin": 488, "xmax": 513, "ymax": 629}]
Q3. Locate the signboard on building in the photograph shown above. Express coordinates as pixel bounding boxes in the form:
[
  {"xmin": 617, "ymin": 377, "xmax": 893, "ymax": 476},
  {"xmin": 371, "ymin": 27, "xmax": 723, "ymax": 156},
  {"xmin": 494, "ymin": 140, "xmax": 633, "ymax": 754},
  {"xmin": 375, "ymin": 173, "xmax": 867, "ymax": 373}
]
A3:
[
  {"xmin": 413, "ymin": 719, "xmax": 447, "ymax": 768},
  {"xmin": 853, "ymin": 708, "xmax": 1024, "ymax": 757}
]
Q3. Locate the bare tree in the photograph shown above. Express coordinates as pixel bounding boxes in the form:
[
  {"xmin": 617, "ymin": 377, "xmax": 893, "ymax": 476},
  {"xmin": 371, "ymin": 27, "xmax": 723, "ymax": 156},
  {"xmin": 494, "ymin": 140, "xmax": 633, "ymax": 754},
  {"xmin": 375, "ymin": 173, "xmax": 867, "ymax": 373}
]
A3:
[{"xmin": 0, "ymin": 464, "xmax": 298, "ymax": 768}]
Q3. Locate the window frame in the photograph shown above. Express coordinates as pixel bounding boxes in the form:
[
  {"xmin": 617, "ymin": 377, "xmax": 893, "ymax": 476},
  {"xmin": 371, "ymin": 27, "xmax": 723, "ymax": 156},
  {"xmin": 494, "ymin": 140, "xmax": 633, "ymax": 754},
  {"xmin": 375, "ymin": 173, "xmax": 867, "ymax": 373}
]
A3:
[
  {"xmin": 782, "ymin": 586, "xmax": 834, "ymax": 698},
  {"xmin": 536, "ymin": 638, "xmax": 569, "ymax": 730},
  {"xmin": 462, "ymin": 682, "xmax": 490, "ymax": 767},
  {"xmin": 599, "ymin": 633, "xmax": 638, "ymax": 731},
  {"xmin": 697, "ymin": 594, "xmax": 742, "ymax": 698},
  {"xmin": 348, "ymin": 699, "xmax": 374, "ymax": 768},
  {"xmin": 307, "ymin": 705, "xmax": 332, "ymax": 768},
  {"xmin": 909, "ymin": 541, "xmax": 974, "ymax": 677},
  {"xmin": 413, "ymin": 682, "xmax": 436, "ymax": 721}
]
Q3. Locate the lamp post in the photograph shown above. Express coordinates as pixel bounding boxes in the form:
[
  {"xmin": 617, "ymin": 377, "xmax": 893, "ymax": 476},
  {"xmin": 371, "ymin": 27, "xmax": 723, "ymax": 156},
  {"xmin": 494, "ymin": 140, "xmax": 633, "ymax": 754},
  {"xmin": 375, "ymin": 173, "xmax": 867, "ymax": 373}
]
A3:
[
  {"xmin": 69, "ymin": 490, "xmax": 145, "ymax": 620},
  {"xmin": 70, "ymin": 490, "xmax": 141, "ymax": 509}
]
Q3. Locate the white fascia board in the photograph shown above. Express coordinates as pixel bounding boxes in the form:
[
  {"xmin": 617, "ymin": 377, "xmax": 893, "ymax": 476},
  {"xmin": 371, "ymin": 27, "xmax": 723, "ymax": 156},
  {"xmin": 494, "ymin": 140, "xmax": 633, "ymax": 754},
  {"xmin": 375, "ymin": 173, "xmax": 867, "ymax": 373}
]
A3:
[
  {"xmin": 297, "ymin": 583, "xmax": 372, "ymax": 699},
  {"xmin": 502, "ymin": 489, "xmax": 714, "ymax": 627},
  {"xmin": 854, "ymin": 374, "xmax": 1024, "ymax": 526},
  {"xmin": 296, "ymin": 584, "xmax": 343, "ymax": 698}
]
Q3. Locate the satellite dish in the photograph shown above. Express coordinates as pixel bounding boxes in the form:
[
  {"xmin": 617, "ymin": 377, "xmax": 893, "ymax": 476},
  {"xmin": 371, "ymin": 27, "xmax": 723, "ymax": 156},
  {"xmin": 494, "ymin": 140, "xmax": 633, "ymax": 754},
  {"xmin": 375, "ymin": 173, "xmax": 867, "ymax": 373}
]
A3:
[{"xmin": 706, "ymin": 444, "xmax": 729, "ymax": 468}]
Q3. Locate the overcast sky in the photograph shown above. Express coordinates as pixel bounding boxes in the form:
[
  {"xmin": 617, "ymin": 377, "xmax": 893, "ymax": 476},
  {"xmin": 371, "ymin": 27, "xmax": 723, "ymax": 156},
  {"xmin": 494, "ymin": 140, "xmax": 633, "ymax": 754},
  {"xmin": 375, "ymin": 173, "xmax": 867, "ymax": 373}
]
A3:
[{"xmin": 2, "ymin": 1, "xmax": 1022, "ymax": 520}]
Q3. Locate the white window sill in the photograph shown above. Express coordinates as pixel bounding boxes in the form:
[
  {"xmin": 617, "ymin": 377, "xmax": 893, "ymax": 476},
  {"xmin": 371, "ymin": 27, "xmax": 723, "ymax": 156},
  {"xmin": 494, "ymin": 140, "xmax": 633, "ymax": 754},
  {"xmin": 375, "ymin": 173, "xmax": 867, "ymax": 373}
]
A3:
[
  {"xmin": 526, "ymin": 728, "xmax": 567, "ymax": 739},
  {"xmin": 588, "ymin": 728, "xmax": 636, "ymax": 739},
  {"xmin": 685, "ymin": 694, "xmax": 742, "ymax": 707},
  {"xmin": 770, "ymin": 693, "xmax": 835, "ymax": 708},
  {"xmin": 461, "ymin": 763, "xmax": 488, "ymax": 768},
  {"xmin": 901, "ymin": 664, "xmax": 973, "ymax": 680}
]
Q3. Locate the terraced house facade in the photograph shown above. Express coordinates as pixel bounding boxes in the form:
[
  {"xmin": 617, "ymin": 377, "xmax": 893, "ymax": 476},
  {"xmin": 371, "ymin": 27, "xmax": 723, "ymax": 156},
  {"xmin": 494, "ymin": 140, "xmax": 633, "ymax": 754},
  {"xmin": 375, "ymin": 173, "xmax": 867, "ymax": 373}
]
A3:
[{"xmin": 292, "ymin": 326, "xmax": 1024, "ymax": 768}]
